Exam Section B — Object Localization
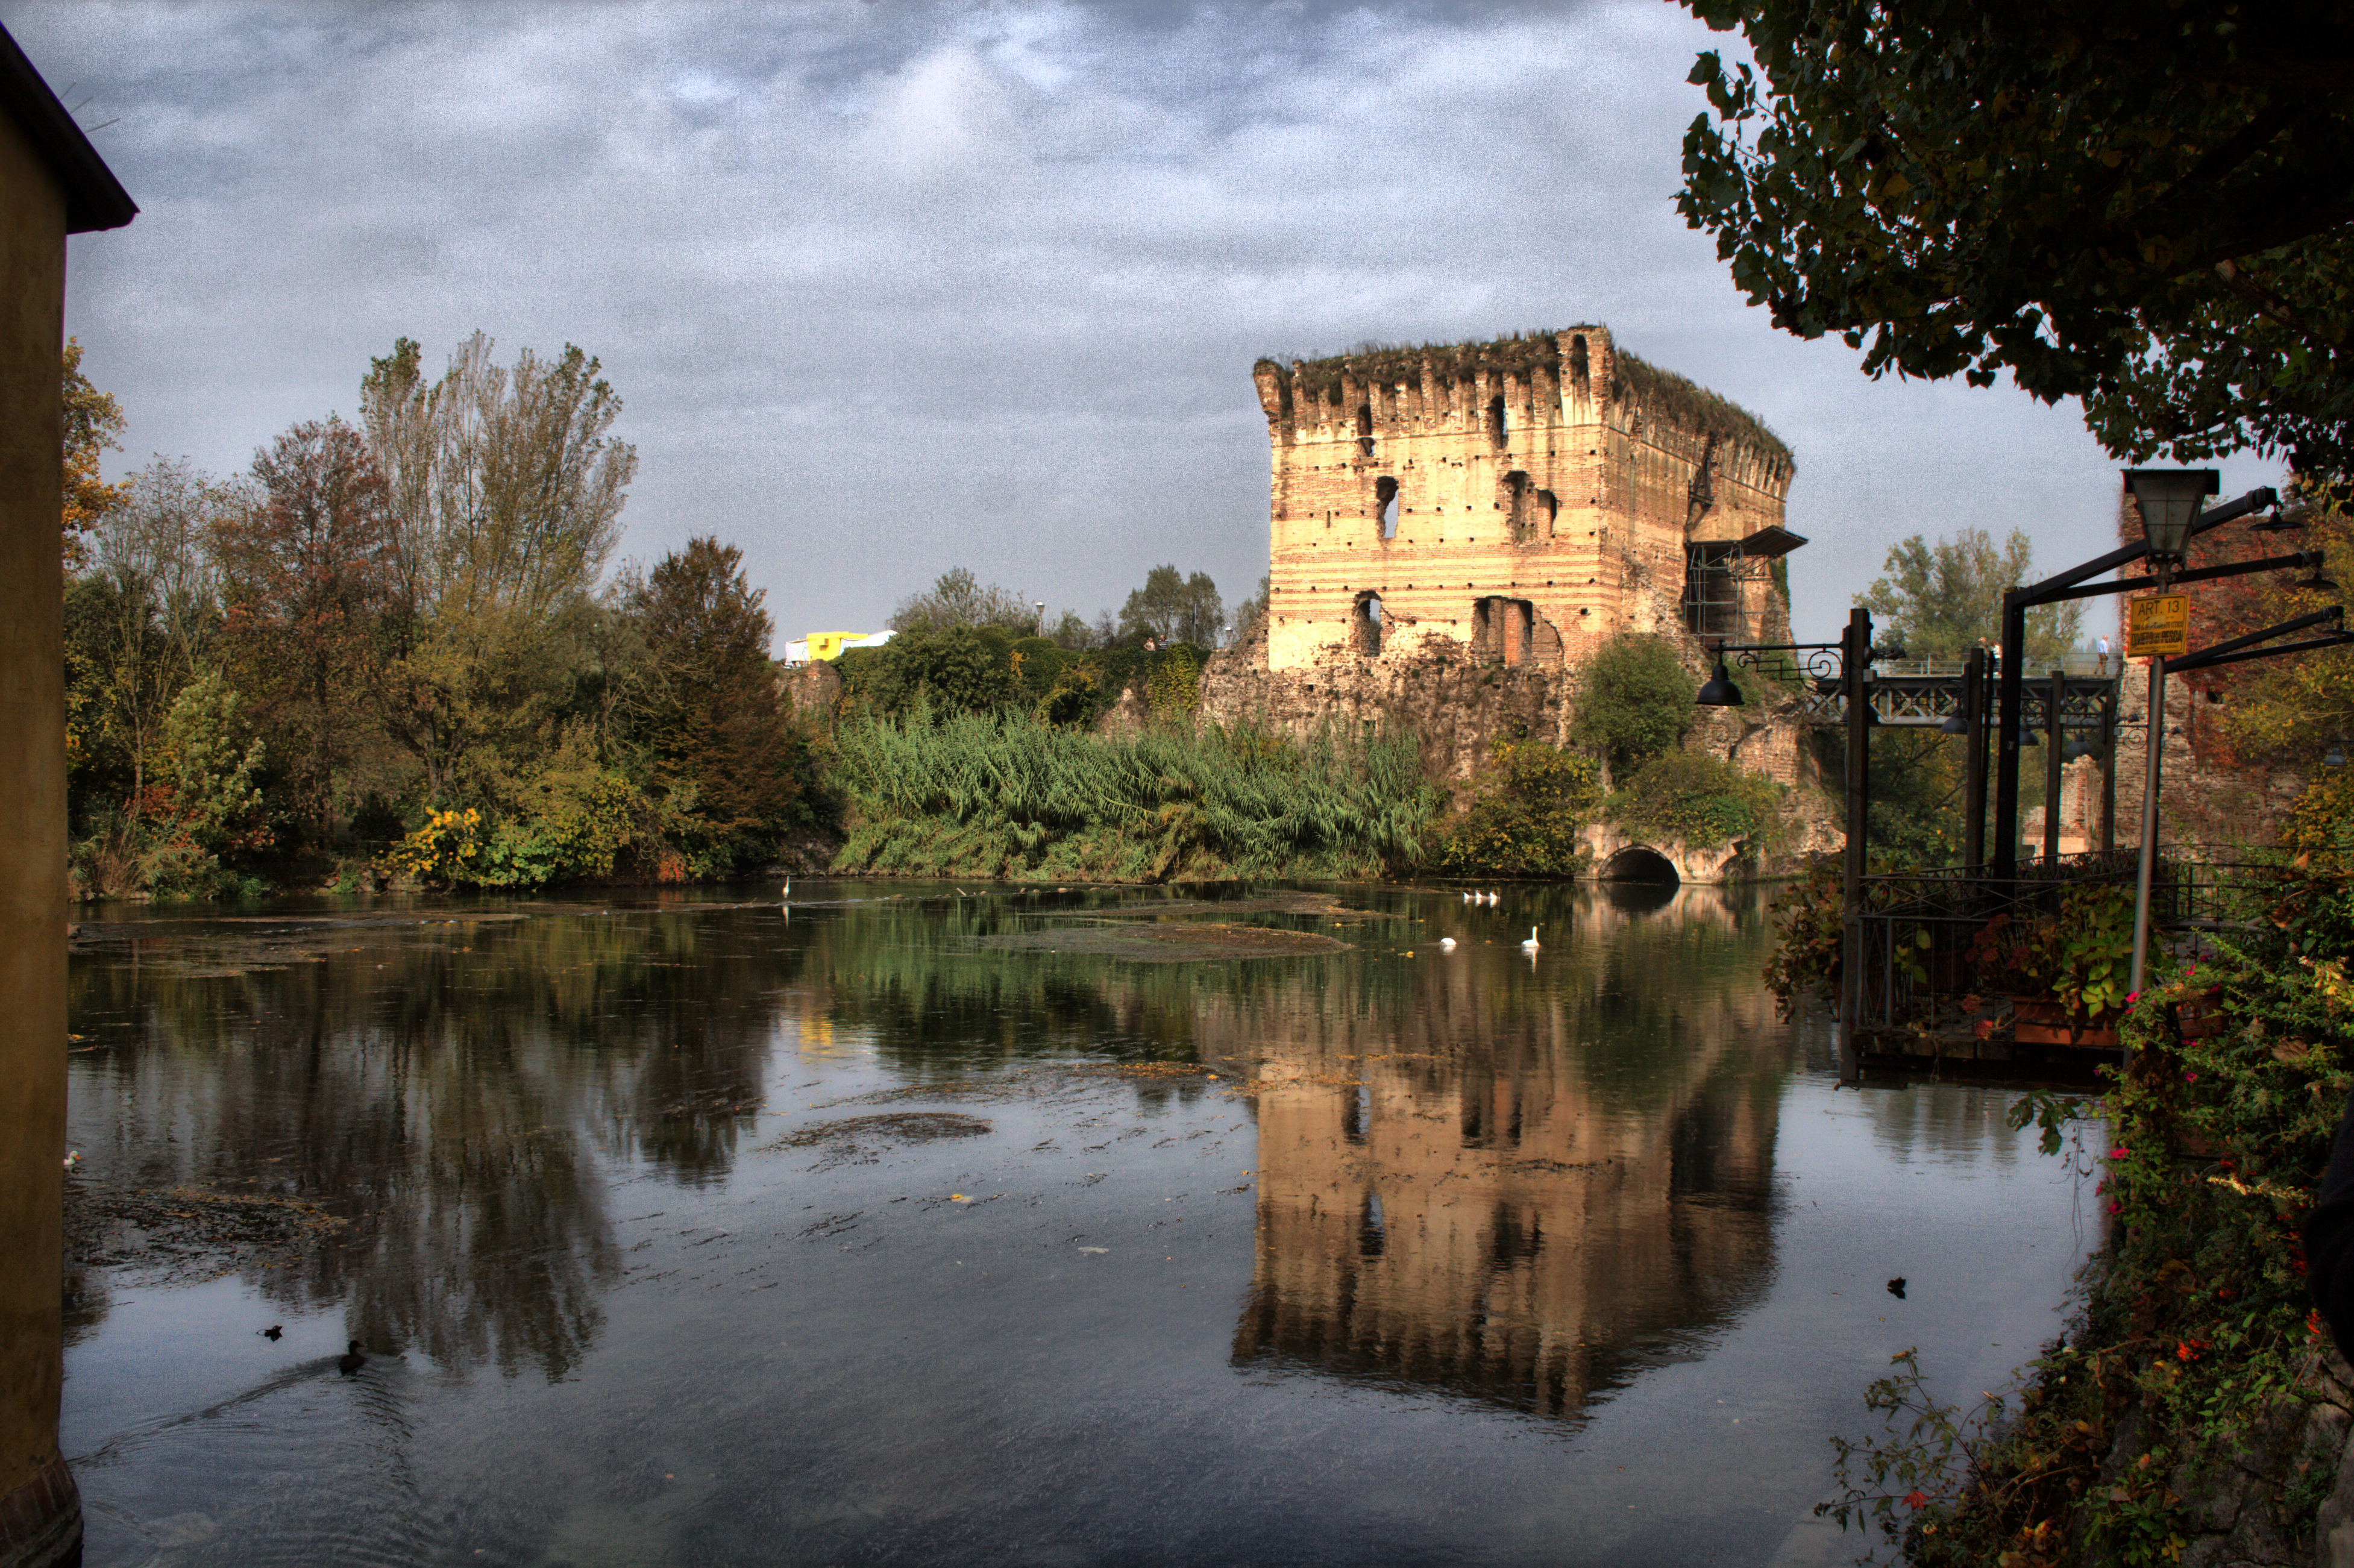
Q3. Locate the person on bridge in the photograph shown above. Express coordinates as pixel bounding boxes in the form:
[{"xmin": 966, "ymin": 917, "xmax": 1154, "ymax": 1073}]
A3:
[{"xmin": 2097, "ymin": 635, "xmax": 2112, "ymax": 675}]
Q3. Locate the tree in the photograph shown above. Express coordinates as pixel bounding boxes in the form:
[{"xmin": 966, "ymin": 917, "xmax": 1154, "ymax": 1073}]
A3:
[
  {"xmin": 359, "ymin": 334, "xmax": 637, "ymax": 804},
  {"xmin": 2215, "ymin": 485, "xmax": 2354, "ymax": 766},
  {"xmin": 61, "ymin": 339, "xmax": 129, "ymax": 569},
  {"xmin": 1859, "ymin": 529, "xmax": 2083, "ymax": 665},
  {"xmin": 212, "ymin": 418, "xmax": 396, "ymax": 832},
  {"xmin": 359, "ymin": 332, "xmax": 635, "ymax": 622},
  {"xmin": 841, "ymin": 627, "xmax": 1018, "ymax": 718},
  {"xmin": 1231, "ymin": 574, "xmax": 1271, "ymax": 645},
  {"xmin": 80, "ymin": 458, "xmax": 228, "ymax": 806},
  {"xmin": 631, "ymin": 537, "xmax": 799, "ymax": 847},
  {"xmin": 1569, "ymin": 634, "xmax": 1693, "ymax": 780},
  {"xmin": 1677, "ymin": 1, "xmax": 2354, "ymax": 474},
  {"xmin": 1117, "ymin": 565, "xmax": 1222, "ymax": 645},
  {"xmin": 889, "ymin": 568, "xmax": 1036, "ymax": 635}
]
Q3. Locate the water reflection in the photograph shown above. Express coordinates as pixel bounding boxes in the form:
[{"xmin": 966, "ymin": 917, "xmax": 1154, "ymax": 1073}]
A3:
[
  {"xmin": 1212, "ymin": 888, "xmax": 1784, "ymax": 1417},
  {"xmin": 68, "ymin": 886, "xmax": 1795, "ymax": 1401},
  {"xmin": 68, "ymin": 908, "xmax": 800, "ymax": 1378}
]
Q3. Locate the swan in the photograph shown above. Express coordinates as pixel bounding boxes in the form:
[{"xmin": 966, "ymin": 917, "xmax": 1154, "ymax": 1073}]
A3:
[
  {"xmin": 1461, "ymin": 891, "xmax": 1472, "ymax": 903},
  {"xmin": 780, "ymin": 878, "xmax": 791, "ymax": 901},
  {"xmin": 1486, "ymin": 891, "xmax": 1500, "ymax": 906},
  {"xmin": 1439, "ymin": 937, "xmax": 1457, "ymax": 951},
  {"xmin": 1521, "ymin": 927, "xmax": 1540, "ymax": 951}
]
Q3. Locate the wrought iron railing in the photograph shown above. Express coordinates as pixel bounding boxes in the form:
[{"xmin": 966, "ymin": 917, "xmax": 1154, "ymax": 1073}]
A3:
[{"xmin": 1847, "ymin": 847, "xmax": 2285, "ymax": 1036}]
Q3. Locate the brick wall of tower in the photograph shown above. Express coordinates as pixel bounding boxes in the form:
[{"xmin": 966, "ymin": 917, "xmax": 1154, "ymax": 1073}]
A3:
[{"xmin": 1255, "ymin": 327, "xmax": 1794, "ymax": 674}]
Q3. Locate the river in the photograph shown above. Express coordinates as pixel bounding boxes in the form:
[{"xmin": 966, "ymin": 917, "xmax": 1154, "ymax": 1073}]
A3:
[{"xmin": 60, "ymin": 880, "xmax": 2097, "ymax": 1567}]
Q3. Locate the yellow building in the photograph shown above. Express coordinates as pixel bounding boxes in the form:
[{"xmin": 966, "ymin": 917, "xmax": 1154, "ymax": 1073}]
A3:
[{"xmin": 785, "ymin": 630, "xmax": 893, "ymax": 665}]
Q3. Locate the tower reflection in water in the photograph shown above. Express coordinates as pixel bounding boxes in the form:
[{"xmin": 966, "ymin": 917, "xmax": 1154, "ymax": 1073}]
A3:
[{"xmin": 1222, "ymin": 883, "xmax": 1785, "ymax": 1419}]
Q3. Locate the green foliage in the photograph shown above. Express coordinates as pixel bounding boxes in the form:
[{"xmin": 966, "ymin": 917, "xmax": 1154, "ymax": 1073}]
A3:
[
  {"xmin": 889, "ymin": 567, "xmax": 1037, "ymax": 635},
  {"xmin": 1966, "ymin": 886, "xmax": 2145, "ymax": 1020},
  {"xmin": 1677, "ymin": 1, "xmax": 2354, "ymax": 474},
  {"xmin": 1824, "ymin": 869, "xmax": 2354, "ymax": 1565},
  {"xmin": 1118, "ymin": 564, "xmax": 1223, "ymax": 647},
  {"xmin": 838, "ymin": 627, "xmax": 1020, "ymax": 718},
  {"xmin": 1607, "ymin": 749, "xmax": 1780, "ymax": 852},
  {"xmin": 1860, "ymin": 530, "xmax": 2084, "ymax": 665},
  {"xmin": 1436, "ymin": 741, "xmax": 1601, "ymax": 879},
  {"xmin": 1144, "ymin": 647, "xmax": 1202, "ymax": 721},
  {"xmin": 1859, "ymin": 728, "xmax": 1968, "ymax": 870},
  {"xmin": 632, "ymin": 536, "xmax": 802, "ymax": 859},
  {"xmin": 1761, "ymin": 855, "xmax": 1842, "ymax": 1017},
  {"xmin": 829, "ymin": 712, "xmax": 1436, "ymax": 883},
  {"xmin": 1569, "ymin": 633, "xmax": 1693, "ymax": 779},
  {"xmin": 360, "ymin": 331, "xmax": 634, "ymax": 621},
  {"xmin": 1819, "ymin": 1347, "xmax": 2013, "ymax": 1564}
]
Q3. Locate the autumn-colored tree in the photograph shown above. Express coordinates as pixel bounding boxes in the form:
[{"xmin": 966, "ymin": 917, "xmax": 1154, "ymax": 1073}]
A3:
[
  {"xmin": 212, "ymin": 417, "xmax": 395, "ymax": 832},
  {"xmin": 62, "ymin": 339, "xmax": 130, "ymax": 568},
  {"xmin": 631, "ymin": 537, "xmax": 797, "ymax": 850},
  {"xmin": 2210, "ymin": 487, "xmax": 2354, "ymax": 769}
]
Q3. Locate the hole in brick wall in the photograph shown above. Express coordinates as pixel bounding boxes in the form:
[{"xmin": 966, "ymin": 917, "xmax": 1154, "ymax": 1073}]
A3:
[
  {"xmin": 1489, "ymin": 395, "xmax": 1507, "ymax": 447},
  {"xmin": 1472, "ymin": 597, "xmax": 1535, "ymax": 665},
  {"xmin": 1538, "ymin": 489, "xmax": 1558, "ymax": 536},
  {"xmin": 1356, "ymin": 403, "xmax": 1374, "ymax": 456},
  {"xmin": 1375, "ymin": 476, "xmax": 1399, "ymax": 540},
  {"xmin": 1353, "ymin": 592, "xmax": 1386, "ymax": 656},
  {"xmin": 1503, "ymin": 471, "xmax": 1534, "ymax": 544},
  {"xmin": 1569, "ymin": 335, "xmax": 1590, "ymax": 399}
]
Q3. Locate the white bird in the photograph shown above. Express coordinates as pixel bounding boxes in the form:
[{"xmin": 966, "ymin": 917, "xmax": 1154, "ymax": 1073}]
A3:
[
  {"xmin": 1439, "ymin": 937, "xmax": 1457, "ymax": 951},
  {"xmin": 1486, "ymin": 891, "xmax": 1500, "ymax": 906},
  {"xmin": 1521, "ymin": 926, "xmax": 1540, "ymax": 951},
  {"xmin": 781, "ymin": 879, "xmax": 791, "ymax": 900},
  {"xmin": 1461, "ymin": 891, "xmax": 1472, "ymax": 903}
]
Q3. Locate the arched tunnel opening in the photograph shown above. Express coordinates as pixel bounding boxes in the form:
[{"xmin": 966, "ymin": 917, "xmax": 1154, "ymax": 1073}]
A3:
[{"xmin": 1599, "ymin": 846, "xmax": 1680, "ymax": 886}]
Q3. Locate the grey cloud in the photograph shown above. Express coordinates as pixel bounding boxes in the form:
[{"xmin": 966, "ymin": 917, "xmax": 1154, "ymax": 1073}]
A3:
[{"xmin": 14, "ymin": 0, "xmax": 2281, "ymax": 645}]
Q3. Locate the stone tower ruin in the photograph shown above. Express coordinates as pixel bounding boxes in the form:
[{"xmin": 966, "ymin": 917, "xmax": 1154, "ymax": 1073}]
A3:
[{"xmin": 1253, "ymin": 326, "xmax": 1800, "ymax": 671}]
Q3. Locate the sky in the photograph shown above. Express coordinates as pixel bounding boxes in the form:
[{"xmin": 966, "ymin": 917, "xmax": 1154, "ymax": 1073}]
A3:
[{"xmin": 11, "ymin": 0, "xmax": 2283, "ymax": 649}]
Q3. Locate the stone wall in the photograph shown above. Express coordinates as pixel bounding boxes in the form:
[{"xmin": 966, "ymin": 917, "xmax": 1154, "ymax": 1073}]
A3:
[{"xmin": 1198, "ymin": 621, "xmax": 1841, "ymax": 876}]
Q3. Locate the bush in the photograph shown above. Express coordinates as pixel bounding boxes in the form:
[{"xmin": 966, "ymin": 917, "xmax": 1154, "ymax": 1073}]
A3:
[
  {"xmin": 1436, "ymin": 740, "xmax": 1601, "ymax": 877},
  {"xmin": 1607, "ymin": 750, "xmax": 1780, "ymax": 851},
  {"xmin": 1569, "ymin": 633, "xmax": 1694, "ymax": 779}
]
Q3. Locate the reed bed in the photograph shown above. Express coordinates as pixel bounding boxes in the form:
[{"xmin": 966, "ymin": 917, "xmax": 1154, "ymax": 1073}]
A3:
[{"xmin": 829, "ymin": 711, "xmax": 1436, "ymax": 883}]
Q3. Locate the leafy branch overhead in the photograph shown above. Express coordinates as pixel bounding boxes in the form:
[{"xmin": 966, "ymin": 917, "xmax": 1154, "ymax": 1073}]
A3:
[{"xmin": 1677, "ymin": 1, "xmax": 2354, "ymax": 474}]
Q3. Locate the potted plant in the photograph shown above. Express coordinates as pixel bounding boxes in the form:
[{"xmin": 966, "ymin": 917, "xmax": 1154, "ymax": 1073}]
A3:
[{"xmin": 1965, "ymin": 886, "xmax": 2139, "ymax": 1048}]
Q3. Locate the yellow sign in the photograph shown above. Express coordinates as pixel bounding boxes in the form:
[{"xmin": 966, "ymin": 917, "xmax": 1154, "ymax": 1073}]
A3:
[{"xmin": 2127, "ymin": 594, "xmax": 2189, "ymax": 657}]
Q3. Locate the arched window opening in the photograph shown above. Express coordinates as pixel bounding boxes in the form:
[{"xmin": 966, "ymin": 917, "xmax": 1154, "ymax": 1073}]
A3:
[
  {"xmin": 1569, "ymin": 335, "xmax": 1590, "ymax": 400},
  {"xmin": 1354, "ymin": 592, "xmax": 1385, "ymax": 656},
  {"xmin": 1537, "ymin": 489, "xmax": 1559, "ymax": 537},
  {"xmin": 1355, "ymin": 403, "xmax": 1374, "ymax": 457},
  {"xmin": 1375, "ymin": 475, "xmax": 1399, "ymax": 540},
  {"xmin": 1489, "ymin": 394, "xmax": 1507, "ymax": 447}
]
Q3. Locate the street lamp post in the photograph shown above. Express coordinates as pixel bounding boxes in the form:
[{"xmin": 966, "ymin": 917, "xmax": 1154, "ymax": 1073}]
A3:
[
  {"xmin": 1698, "ymin": 609, "xmax": 1885, "ymax": 1079},
  {"xmin": 2121, "ymin": 468, "xmax": 2216, "ymax": 997}
]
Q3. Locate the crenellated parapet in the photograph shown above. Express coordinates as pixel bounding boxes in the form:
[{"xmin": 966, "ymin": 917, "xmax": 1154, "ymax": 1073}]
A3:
[{"xmin": 1252, "ymin": 327, "xmax": 1797, "ymax": 673}]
